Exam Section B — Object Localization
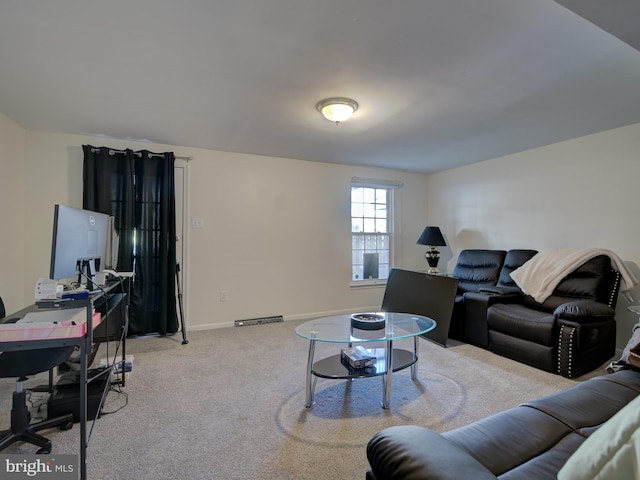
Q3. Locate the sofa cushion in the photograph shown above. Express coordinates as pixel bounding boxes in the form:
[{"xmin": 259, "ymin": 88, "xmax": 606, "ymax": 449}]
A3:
[
  {"xmin": 553, "ymin": 255, "xmax": 613, "ymax": 299},
  {"xmin": 523, "ymin": 371, "xmax": 640, "ymax": 433},
  {"xmin": 600, "ymin": 369, "xmax": 640, "ymax": 393},
  {"xmin": 487, "ymin": 303, "xmax": 556, "ymax": 346},
  {"xmin": 557, "ymin": 395, "xmax": 640, "ymax": 480},
  {"xmin": 520, "ymin": 255, "xmax": 617, "ymax": 312},
  {"xmin": 444, "ymin": 405, "xmax": 572, "ymax": 476},
  {"xmin": 500, "ymin": 432, "xmax": 586, "ymax": 480},
  {"xmin": 497, "ymin": 249, "xmax": 538, "ymax": 289},
  {"xmin": 452, "ymin": 249, "xmax": 506, "ymax": 294}
]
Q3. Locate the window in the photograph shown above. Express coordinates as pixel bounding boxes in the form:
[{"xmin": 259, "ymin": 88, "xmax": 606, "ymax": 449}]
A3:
[{"xmin": 351, "ymin": 184, "xmax": 393, "ymax": 283}]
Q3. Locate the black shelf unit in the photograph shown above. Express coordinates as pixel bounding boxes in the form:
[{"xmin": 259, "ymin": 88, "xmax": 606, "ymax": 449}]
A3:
[{"xmin": 3, "ymin": 277, "xmax": 129, "ymax": 480}]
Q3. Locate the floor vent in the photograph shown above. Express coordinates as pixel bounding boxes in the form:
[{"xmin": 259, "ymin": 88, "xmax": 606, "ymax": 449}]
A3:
[{"xmin": 234, "ymin": 315, "xmax": 283, "ymax": 327}]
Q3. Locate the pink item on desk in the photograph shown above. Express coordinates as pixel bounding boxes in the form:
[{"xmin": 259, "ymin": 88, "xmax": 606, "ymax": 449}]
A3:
[{"xmin": 0, "ymin": 312, "xmax": 101, "ymax": 341}]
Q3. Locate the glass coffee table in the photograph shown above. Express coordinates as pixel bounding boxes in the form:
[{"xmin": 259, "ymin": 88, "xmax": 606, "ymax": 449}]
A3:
[{"xmin": 295, "ymin": 312, "xmax": 436, "ymax": 409}]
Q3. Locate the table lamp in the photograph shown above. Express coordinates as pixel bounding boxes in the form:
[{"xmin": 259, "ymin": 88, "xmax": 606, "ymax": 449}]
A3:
[{"xmin": 417, "ymin": 226, "xmax": 447, "ymax": 274}]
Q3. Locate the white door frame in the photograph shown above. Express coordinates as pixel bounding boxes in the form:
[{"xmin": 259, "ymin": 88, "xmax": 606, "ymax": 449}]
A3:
[{"xmin": 175, "ymin": 158, "xmax": 189, "ymax": 329}]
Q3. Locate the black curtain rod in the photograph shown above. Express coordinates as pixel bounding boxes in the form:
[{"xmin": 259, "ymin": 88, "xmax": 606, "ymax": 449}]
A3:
[{"xmin": 89, "ymin": 146, "xmax": 191, "ymax": 160}]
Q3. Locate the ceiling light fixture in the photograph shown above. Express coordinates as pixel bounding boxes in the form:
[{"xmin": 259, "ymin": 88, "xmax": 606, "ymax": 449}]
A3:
[{"xmin": 316, "ymin": 97, "xmax": 359, "ymax": 124}]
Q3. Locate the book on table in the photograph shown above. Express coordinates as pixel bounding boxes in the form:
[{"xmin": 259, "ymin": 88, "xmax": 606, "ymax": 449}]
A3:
[{"xmin": 341, "ymin": 346, "xmax": 377, "ymax": 368}]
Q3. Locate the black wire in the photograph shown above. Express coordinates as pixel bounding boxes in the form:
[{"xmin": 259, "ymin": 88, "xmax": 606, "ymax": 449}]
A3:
[{"xmin": 100, "ymin": 385, "xmax": 129, "ymax": 416}]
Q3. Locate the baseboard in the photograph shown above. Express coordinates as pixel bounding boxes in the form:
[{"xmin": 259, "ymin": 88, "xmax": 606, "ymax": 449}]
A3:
[
  {"xmin": 186, "ymin": 306, "xmax": 380, "ymax": 332},
  {"xmin": 284, "ymin": 306, "xmax": 380, "ymax": 323}
]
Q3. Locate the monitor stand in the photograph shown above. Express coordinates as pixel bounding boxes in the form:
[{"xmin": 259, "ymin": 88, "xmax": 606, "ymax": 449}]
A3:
[{"xmin": 77, "ymin": 258, "xmax": 99, "ymax": 291}]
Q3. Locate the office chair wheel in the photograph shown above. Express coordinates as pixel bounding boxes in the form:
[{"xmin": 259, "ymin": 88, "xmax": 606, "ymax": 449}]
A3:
[
  {"xmin": 60, "ymin": 420, "xmax": 73, "ymax": 431},
  {"xmin": 36, "ymin": 443, "xmax": 52, "ymax": 455}
]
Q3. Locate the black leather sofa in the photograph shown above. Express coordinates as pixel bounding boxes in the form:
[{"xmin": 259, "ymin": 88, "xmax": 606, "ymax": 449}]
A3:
[
  {"xmin": 448, "ymin": 250, "xmax": 621, "ymax": 378},
  {"xmin": 366, "ymin": 368, "xmax": 640, "ymax": 480}
]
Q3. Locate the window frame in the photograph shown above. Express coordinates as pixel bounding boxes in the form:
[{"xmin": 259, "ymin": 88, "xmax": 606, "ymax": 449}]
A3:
[{"xmin": 349, "ymin": 178, "xmax": 402, "ymax": 287}]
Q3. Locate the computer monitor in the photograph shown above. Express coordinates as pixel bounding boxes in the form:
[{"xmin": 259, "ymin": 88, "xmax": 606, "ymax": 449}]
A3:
[
  {"xmin": 49, "ymin": 204, "xmax": 111, "ymax": 288},
  {"xmin": 381, "ymin": 268, "xmax": 459, "ymax": 347}
]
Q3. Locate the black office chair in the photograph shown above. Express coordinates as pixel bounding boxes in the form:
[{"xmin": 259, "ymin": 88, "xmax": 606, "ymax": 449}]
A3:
[{"xmin": 0, "ymin": 296, "xmax": 75, "ymax": 454}]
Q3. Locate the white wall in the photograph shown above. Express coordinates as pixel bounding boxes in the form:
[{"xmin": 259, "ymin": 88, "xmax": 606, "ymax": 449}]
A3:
[
  {"xmin": 5, "ymin": 115, "xmax": 638, "ymax": 350},
  {"xmin": 427, "ymin": 122, "xmax": 640, "ymax": 349},
  {"xmin": 14, "ymin": 130, "xmax": 430, "ymax": 329},
  {"xmin": 0, "ymin": 113, "xmax": 26, "ymax": 314}
]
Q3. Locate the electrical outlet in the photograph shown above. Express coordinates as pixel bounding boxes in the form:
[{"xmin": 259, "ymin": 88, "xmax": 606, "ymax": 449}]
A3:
[{"xmin": 219, "ymin": 290, "xmax": 228, "ymax": 302}]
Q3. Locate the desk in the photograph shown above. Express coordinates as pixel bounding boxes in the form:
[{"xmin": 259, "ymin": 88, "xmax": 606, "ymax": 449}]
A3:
[
  {"xmin": 295, "ymin": 312, "xmax": 436, "ymax": 409},
  {"xmin": 0, "ymin": 278, "xmax": 128, "ymax": 480}
]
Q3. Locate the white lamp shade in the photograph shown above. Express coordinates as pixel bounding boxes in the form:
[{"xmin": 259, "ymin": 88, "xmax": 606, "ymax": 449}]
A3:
[{"xmin": 321, "ymin": 103, "xmax": 354, "ymax": 122}]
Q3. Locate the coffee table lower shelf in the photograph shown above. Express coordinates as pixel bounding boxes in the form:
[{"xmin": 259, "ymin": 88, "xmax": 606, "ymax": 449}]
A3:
[{"xmin": 311, "ymin": 348, "xmax": 416, "ymax": 379}]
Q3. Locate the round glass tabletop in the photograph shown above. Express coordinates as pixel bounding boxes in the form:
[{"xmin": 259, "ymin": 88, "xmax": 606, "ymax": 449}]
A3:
[{"xmin": 295, "ymin": 312, "xmax": 436, "ymax": 343}]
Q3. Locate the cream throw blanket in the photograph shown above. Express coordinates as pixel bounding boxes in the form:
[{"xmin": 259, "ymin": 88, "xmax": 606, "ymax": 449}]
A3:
[{"xmin": 510, "ymin": 248, "xmax": 638, "ymax": 303}]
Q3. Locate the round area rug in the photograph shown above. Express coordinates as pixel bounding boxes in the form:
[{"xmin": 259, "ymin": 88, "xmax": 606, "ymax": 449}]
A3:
[{"xmin": 275, "ymin": 370, "xmax": 465, "ymax": 448}]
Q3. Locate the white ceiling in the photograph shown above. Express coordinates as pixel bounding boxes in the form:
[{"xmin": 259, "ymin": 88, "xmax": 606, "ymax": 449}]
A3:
[{"xmin": 0, "ymin": 0, "xmax": 639, "ymax": 173}]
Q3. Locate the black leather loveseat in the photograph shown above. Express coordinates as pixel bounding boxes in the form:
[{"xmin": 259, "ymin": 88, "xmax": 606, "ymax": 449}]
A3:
[
  {"xmin": 448, "ymin": 249, "xmax": 621, "ymax": 378},
  {"xmin": 366, "ymin": 368, "xmax": 640, "ymax": 480}
]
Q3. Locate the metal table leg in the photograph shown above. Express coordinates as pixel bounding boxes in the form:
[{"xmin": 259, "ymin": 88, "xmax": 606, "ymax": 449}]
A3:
[
  {"xmin": 382, "ymin": 339, "xmax": 393, "ymax": 408},
  {"xmin": 411, "ymin": 335, "xmax": 419, "ymax": 381},
  {"xmin": 305, "ymin": 338, "xmax": 317, "ymax": 408}
]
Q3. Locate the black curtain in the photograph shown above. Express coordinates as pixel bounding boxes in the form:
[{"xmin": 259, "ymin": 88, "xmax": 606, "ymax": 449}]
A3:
[{"xmin": 83, "ymin": 145, "xmax": 178, "ymax": 336}]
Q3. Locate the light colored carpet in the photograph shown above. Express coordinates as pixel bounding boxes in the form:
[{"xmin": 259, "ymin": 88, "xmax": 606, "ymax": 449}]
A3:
[{"xmin": 0, "ymin": 319, "xmax": 607, "ymax": 479}]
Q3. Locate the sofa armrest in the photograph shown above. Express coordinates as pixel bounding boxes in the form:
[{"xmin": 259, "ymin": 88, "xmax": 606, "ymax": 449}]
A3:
[
  {"xmin": 554, "ymin": 300, "xmax": 615, "ymax": 323},
  {"xmin": 465, "ymin": 290, "xmax": 522, "ymax": 306},
  {"xmin": 367, "ymin": 426, "xmax": 497, "ymax": 480},
  {"xmin": 556, "ymin": 300, "xmax": 617, "ymax": 378}
]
